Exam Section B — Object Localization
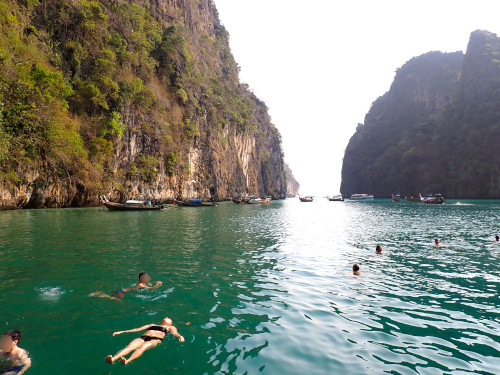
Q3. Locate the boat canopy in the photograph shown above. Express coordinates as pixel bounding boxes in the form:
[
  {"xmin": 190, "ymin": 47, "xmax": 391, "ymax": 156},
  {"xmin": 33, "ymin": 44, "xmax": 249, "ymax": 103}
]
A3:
[
  {"xmin": 189, "ymin": 199, "xmax": 202, "ymax": 203},
  {"xmin": 126, "ymin": 200, "xmax": 144, "ymax": 205}
]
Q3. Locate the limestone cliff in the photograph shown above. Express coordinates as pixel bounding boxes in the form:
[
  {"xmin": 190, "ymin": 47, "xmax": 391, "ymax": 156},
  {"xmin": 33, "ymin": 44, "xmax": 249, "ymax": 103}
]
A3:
[
  {"xmin": 340, "ymin": 51, "xmax": 463, "ymax": 197},
  {"xmin": 285, "ymin": 163, "xmax": 299, "ymax": 197},
  {"xmin": 0, "ymin": 0, "xmax": 290, "ymax": 209},
  {"xmin": 341, "ymin": 30, "xmax": 500, "ymax": 198}
]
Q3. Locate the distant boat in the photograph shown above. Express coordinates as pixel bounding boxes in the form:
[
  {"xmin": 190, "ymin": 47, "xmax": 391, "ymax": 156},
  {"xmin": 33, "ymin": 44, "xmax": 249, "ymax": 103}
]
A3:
[
  {"xmin": 247, "ymin": 195, "xmax": 271, "ymax": 204},
  {"xmin": 328, "ymin": 195, "xmax": 344, "ymax": 201},
  {"xmin": 299, "ymin": 196, "xmax": 314, "ymax": 202},
  {"xmin": 232, "ymin": 197, "xmax": 249, "ymax": 204},
  {"xmin": 392, "ymin": 194, "xmax": 401, "ymax": 202},
  {"xmin": 350, "ymin": 194, "xmax": 374, "ymax": 200},
  {"xmin": 103, "ymin": 200, "xmax": 164, "ymax": 211},
  {"xmin": 421, "ymin": 193, "xmax": 445, "ymax": 204},
  {"xmin": 174, "ymin": 199, "xmax": 217, "ymax": 207}
]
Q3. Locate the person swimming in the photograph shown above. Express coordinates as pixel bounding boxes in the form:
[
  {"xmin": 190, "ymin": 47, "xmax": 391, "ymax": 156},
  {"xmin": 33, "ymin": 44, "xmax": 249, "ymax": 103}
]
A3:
[
  {"xmin": 495, "ymin": 235, "xmax": 499, "ymax": 242},
  {"xmin": 352, "ymin": 263, "xmax": 361, "ymax": 275},
  {"xmin": 0, "ymin": 330, "xmax": 31, "ymax": 374},
  {"xmin": 90, "ymin": 272, "xmax": 162, "ymax": 300},
  {"xmin": 376, "ymin": 245, "xmax": 383, "ymax": 254},
  {"xmin": 434, "ymin": 238, "xmax": 440, "ymax": 246},
  {"xmin": 105, "ymin": 317, "xmax": 184, "ymax": 365}
]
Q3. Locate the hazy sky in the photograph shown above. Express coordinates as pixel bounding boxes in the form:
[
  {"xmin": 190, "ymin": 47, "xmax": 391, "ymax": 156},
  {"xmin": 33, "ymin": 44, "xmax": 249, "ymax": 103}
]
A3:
[{"xmin": 213, "ymin": 0, "xmax": 500, "ymax": 195}]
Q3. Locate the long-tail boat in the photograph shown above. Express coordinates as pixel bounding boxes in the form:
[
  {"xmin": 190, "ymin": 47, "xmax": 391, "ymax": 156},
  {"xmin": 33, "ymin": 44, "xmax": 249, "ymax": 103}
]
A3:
[
  {"xmin": 103, "ymin": 199, "xmax": 164, "ymax": 211},
  {"xmin": 174, "ymin": 198, "xmax": 217, "ymax": 207},
  {"xmin": 299, "ymin": 196, "xmax": 314, "ymax": 202},
  {"xmin": 421, "ymin": 193, "xmax": 445, "ymax": 204}
]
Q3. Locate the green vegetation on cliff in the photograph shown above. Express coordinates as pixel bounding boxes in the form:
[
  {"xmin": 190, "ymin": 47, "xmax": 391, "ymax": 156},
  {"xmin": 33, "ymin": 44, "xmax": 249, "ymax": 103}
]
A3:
[
  {"xmin": 0, "ymin": 0, "xmax": 288, "ymax": 208},
  {"xmin": 341, "ymin": 30, "xmax": 500, "ymax": 198}
]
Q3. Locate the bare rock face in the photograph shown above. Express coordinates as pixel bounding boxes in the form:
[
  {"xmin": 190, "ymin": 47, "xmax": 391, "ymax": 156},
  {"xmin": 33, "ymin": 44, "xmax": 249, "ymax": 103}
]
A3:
[
  {"xmin": 285, "ymin": 163, "xmax": 300, "ymax": 197},
  {"xmin": 0, "ymin": 0, "xmax": 293, "ymax": 209}
]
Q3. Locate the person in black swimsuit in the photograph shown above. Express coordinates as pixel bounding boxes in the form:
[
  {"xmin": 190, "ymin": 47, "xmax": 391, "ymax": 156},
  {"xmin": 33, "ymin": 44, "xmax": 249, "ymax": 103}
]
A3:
[{"xmin": 105, "ymin": 317, "xmax": 185, "ymax": 365}]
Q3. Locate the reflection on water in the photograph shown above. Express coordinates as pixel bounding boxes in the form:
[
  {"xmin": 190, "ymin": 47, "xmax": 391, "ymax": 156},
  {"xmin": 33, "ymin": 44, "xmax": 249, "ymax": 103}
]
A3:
[{"xmin": 0, "ymin": 200, "xmax": 500, "ymax": 374}]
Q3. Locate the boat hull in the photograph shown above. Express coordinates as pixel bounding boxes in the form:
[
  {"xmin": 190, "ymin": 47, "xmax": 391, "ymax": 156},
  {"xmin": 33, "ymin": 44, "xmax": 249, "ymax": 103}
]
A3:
[
  {"xmin": 328, "ymin": 195, "xmax": 344, "ymax": 201},
  {"xmin": 174, "ymin": 200, "xmax": 217, "ymax": 207},
  {"xmin": 299, "ymin": 197, "xmax": 313, "ymax": 202},
  {"xmin": 350, "ymin": 194, "xmax": 374, "ymax": 200},
  {"xmin": 422, "ymin": 199, "xmax": 445, "ymax": 204},
  {"xmin": 104, "ymin": 202, "xmax": 163, "ymax": 211}
]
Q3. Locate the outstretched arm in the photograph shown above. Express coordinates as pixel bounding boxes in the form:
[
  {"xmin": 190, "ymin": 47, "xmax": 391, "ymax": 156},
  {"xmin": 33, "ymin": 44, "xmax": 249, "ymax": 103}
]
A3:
[
  {"xmin": 148, "ymin": 281, "xmax": 163, "ymax": 289},
  {"xmin": 18, "ymin": 351, "xmax": 31, "ymax": 375},
  {"xmin": 112, "ymin": 324, "xmax": 153, "ymax": 336},
  {"xmin": 134, "ymin": 281, "xmax": 163, "ymax": 290},
  {"xmin": 169, "ymin": 326, "xmax": 185, "ymax": 343}
]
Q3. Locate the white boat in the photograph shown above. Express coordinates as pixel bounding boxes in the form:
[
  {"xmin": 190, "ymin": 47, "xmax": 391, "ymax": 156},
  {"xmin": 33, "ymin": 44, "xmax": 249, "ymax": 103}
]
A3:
[
  {"xmin": 328, "ymin": 195, "xmax": 344, "ymax": 202},
  {"xmin": 247, "ymin": 195, "xmax": 271, "ymax": 204},
  {"xmin": 350, "ymin": 194, "xmax": 374, "ymax": 200}
]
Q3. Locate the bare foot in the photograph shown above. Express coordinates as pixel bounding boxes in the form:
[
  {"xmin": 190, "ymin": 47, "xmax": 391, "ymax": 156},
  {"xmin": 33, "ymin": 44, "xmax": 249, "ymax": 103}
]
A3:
[
  {"xmin": 120, "ymin": 357, "xmax": 128, "ymax": 365},
  {"xmin": 105, "ymin": 355, "xmax": 114, "ymax": 363}
]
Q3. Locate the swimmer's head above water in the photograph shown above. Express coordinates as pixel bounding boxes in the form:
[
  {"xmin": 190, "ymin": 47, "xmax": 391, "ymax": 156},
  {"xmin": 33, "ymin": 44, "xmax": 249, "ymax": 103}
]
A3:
[
  {"xmin": 376, "ymin": 245, "xmax": 383, "ymax": 254},
  {"xmin": 0, "ymin": 330, "xmax": 21, "ymax": 352},
  {"xmin": 352, "ymin": 264, "xmax": 360, "ymax": 275},
  {"xmin": 139, "ymin": 272, "xmax": 151, "ymax": 284},
  {"xmin": 434, "ymin": 238, "xmax": 440, "ymax": 246},
  {"xmin": 161, "ymin": 317, "xmax": 173, "ymax": 326},
  {"xmin": 496, "ymin": 235, "xmax": 499, "ymax": 242}
]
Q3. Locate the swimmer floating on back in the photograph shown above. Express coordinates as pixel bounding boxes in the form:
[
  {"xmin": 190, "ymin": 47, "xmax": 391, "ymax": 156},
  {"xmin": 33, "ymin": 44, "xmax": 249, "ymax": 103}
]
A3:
[
  {"xmin": 0, "ymin": 330, "xmax": 31, "ymax": 374},
  {"xmin": 105, "ymin": 317, "xmax": 184, "ymax": 365},
  {"xmin": 90, "ymin": 272, "xmax": 162, "ymax": 300}
]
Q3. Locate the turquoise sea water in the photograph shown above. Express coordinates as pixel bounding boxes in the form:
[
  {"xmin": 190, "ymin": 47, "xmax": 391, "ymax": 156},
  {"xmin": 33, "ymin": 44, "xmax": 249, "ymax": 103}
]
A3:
[{"xmin": 0, "ymin": 199, "xmax": 499, "ymax": 374}]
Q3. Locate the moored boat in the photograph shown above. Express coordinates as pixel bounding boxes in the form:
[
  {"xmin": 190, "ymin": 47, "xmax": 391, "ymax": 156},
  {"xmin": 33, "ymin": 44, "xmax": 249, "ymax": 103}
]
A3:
[
  {"xmin": 421, "ymin": 193, "xmax": 445, "ymax": 204},
  {"xmin": 328, "ymin": 195, "xmax": 344, "ymax": 201},
  {"xmin": 247, "ymin": 195, "xmax": 271, "ymax": 204},
  {"xmin": 392, "ymin": 194, "xmax": 401, "ymax": 202},
  {"xmin": 104, "ymin": 201, "xmax": 164, "ymax": 211},
  {"xmin": 232, "ymin": 197, "xmax": 249, "ymax": 204},
  {"xmin": 350, "ymin": 194, "xmax": 374, "ymax": 200},
  {"xmin": 299, "ymin": 196, "xmax": 314, "ymax": 202},
  {"xmin": 174, "ymin": 198, "xmax": 217, "ymax": 207}
]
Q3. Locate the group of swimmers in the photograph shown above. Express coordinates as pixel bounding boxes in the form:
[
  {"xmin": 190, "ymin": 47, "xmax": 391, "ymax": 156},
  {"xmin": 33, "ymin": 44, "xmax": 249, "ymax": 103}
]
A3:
[
  {"xmin": 4, "ymin": 235, "xmax": 499, "ymax": 372},
  {"xmin": 93, "ymin": 272, "xmax": 185, "ymax": 366},
  {"xmin": 101, "ymin": 273, "xmax": 185, "ymax": 366},
  {"xmin": 352, "ymin": 245, "xmax": 384, "ymax": 275},
  {"xmin": 0, "ymin": 272, "xmax": 184, "ymax": 373},
  {"xmin": 352, "ymin": 235, "xmax": 499, "ymax": 276},
  {"xmin": 351, "ymin": 237, "xmax": 454, "ymax": 275}
]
